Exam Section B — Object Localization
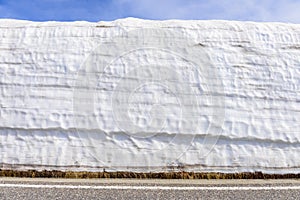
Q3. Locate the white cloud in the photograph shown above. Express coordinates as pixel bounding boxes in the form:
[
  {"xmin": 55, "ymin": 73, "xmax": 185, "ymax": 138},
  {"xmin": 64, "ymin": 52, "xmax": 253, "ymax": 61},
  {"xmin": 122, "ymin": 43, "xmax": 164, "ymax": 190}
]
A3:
[{"xmin": 113, "ymin": 0, "xmax": 300, "ymax": 23}]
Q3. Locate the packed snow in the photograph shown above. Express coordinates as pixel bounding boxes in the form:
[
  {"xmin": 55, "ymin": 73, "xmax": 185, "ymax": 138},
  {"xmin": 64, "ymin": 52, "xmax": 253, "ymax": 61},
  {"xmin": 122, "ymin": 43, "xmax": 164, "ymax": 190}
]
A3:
[{"xmin": 0, "ymin": 18, "xmax": 299, "ymax": 173}]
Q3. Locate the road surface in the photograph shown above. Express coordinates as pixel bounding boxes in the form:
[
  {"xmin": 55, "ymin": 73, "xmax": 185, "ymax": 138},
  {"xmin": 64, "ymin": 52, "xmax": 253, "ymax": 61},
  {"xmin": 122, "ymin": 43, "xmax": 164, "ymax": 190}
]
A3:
[{"xmin": 0, "ymin": 178, "xmax": 300, "ymax": 199}]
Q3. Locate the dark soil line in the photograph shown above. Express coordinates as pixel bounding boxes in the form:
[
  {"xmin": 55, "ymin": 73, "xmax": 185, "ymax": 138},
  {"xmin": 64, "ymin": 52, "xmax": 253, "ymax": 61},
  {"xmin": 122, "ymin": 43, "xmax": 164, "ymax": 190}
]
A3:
[{"xmin": 1, "ymin": 170, "xmax": 300, "ymax": 179}]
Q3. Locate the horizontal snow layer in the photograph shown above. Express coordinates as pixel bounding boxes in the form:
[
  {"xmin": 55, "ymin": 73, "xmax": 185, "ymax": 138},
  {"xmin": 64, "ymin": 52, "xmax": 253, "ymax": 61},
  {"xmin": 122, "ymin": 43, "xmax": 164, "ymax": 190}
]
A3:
[{"xmin": 0, "ymin": 18, "xmax": 300, "ymax": 173}]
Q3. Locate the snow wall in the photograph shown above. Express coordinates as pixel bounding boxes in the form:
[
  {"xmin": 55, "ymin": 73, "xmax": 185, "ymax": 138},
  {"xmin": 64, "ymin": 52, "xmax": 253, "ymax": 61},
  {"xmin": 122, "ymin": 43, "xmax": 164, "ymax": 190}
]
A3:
[{"xmin": 0, "ymin": 18, "xmax": 299, "ymax": 173}]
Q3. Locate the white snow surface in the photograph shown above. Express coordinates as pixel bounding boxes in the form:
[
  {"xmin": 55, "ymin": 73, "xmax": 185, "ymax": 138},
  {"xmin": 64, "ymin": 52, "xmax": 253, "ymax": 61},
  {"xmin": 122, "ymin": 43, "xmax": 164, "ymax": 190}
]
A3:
[{"xmin": 0, "ymin": 18, "xmax": 300, "ymax": 173}]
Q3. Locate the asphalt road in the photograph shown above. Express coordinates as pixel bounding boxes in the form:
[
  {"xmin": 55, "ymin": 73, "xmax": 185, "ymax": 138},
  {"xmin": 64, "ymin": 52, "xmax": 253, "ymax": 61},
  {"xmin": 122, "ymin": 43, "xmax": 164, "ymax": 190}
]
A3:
[{"xmin": 0, "ymin": 178, "xmax": 300, "ymax": 200}]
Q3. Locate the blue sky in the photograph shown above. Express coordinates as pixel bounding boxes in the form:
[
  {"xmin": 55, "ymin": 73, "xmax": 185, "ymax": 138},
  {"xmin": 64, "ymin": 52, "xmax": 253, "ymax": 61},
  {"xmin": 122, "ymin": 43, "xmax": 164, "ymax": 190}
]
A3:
[{"xmin": 0, "ymin": 0, "xmax": 300, "ymax": 23}]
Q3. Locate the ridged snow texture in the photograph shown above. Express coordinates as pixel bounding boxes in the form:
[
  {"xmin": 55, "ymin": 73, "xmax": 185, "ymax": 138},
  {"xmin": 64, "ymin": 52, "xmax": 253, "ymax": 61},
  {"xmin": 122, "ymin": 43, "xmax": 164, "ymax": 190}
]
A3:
[{"xmin": 0, "ymin": 18, "xmax": 299, "ymax": 173}]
